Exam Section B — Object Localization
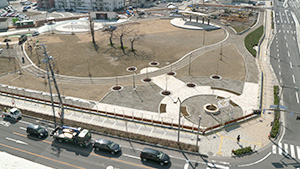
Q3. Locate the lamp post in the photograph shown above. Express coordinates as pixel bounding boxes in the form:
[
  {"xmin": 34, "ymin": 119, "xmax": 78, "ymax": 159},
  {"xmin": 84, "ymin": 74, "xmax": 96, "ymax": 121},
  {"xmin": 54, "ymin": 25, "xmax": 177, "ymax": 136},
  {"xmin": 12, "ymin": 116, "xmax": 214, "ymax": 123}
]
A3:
[
  {"xmin": 173, "ymin": 97, "xmax": 182, "ymax": 144},
  {"xmin": 196, "ymin": 115, "xmax": 201, "ymax": 150}
]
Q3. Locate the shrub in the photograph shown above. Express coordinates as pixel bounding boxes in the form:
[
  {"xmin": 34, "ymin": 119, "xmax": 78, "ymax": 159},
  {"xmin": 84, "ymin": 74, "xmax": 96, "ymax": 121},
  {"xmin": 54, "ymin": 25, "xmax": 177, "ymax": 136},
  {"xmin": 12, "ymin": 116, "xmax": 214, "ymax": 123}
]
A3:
[
  {"xmin": 270, "ymin": 86, "xmax": 280, "ymax": 138},
  {"xmin": 233, "ymin": 146, "xmax": 253, "ymax": 156}
]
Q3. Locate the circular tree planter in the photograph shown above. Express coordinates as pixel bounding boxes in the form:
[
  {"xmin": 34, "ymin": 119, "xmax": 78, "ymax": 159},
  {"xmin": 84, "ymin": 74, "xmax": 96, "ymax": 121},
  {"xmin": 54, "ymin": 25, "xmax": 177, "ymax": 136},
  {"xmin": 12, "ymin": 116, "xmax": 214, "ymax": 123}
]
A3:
[
  {"xmin": 167, "ymin": 71, "xmax": 176, "ymax": 76},
  {"xmin": 126, "ymin": 66, "xmax": 137, "ymax": 72},
  {"xmin": 110, "ymin": 85, "xmax": 124, "ymax": 92},
  {"xmin": 160, "ymin": 90, "xmax": 171, "ymax": 96},
  {"xmin": 210, "ymin": 75, "xmax": 222, "ymax": 80},
  {"xmin": 142, "ymin": 78, "xmax": 152, "ymax": 83},
  {"xmin": 149, "ymin": 61, "xmax": 159, "ymax": 66},
  {"xmin": 186, "ymin": 82, "xmax": 196, "ymax": 88},
  {"xmin": 203, "ymin": 103, "xmax": 220, "ymax": 115}
]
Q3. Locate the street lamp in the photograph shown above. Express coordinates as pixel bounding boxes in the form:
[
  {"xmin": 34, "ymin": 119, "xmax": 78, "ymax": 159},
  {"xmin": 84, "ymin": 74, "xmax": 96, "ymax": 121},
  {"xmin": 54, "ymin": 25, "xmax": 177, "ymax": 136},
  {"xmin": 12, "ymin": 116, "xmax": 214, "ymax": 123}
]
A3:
[
  {"xmin": 196, "ymin": 115, "xmax": 201, "ymax": 151},
  {"xmin": 173, "ymin": 97, "xmax": 182, "ymax": 144}
]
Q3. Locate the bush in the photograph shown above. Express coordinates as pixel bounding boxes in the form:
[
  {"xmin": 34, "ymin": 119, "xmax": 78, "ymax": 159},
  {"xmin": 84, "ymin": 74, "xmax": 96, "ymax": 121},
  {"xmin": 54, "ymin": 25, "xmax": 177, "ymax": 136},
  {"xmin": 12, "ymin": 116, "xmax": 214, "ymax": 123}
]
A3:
[
  {"xmin": 244, "ymin": 25, "xmax": 264, "ymax": 56},
  {"xmin": 233, "ymin": 146, "xmax": 253, "ymax": 156},
  {"xmin": 270, "ymin": 85, "xmax": 280, "ymax": 138}
]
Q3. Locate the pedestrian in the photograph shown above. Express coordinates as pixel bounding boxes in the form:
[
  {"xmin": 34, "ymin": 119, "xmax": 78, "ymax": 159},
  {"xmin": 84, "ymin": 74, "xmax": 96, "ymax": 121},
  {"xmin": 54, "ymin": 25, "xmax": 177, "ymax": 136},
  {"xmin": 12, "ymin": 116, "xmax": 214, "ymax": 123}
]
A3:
[
  {"xmin": 22, "ymin": 57, "xmax": 25, "ymax": 64},
  {"xmin": 237, "ymin": 135, "xmax": 240, "ymax": 143}
]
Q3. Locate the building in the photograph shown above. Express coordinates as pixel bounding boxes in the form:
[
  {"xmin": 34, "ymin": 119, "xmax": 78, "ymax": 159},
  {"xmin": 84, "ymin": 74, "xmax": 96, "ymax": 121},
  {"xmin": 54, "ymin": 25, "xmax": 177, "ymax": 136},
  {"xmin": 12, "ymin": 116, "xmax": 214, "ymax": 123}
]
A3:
[
  {"xmin": 54, "ymin": 0, "xmax": 124, "ymax": 12},
  {"xmin": 0, "ymin": 17, "xmax": 8, "ymax": 30},
  {"xmin": 90, "ymin": 11, "xmax": 117, "ymax": 20},
  {"xmin": 0, "ymin": 0, "xmax": 8, "ymax": 8},
  {"xmin": 38, "ymin": 0, "xmax": 55, "ymax": 10}
]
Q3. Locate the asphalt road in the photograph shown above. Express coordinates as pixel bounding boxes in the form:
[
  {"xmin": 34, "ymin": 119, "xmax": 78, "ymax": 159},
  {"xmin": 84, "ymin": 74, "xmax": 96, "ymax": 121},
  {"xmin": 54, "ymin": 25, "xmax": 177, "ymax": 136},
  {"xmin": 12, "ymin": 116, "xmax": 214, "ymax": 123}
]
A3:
[{"xmin": 0, "ymin": 115, "xmax": 231, "ymax": 169}]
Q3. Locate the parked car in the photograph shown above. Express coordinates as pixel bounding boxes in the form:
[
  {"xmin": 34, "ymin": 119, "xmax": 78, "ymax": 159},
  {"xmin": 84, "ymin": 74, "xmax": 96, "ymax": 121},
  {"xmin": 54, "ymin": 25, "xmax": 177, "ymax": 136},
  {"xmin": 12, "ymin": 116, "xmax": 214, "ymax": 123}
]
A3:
[
  {"xmin": 140, "ymin": 148, "xmax": 170, "ymax": 165},
  {"xmin": 32, "ymin": 3, "xmax": 38, "ymax": 6},
  {"xmin": 26, "ymin": 124, "xmax": 48, "ymax": 138},
  {"xmin": 32, "ymin": 31, "xmax": 39, "ymax": 37},
  {"xmin": 93, "ymin": 139, "xmax": 121, "ymax": 154},
  {"xmin": 22, "ymin": 9, "xmax": 27, "ymax": 12}
]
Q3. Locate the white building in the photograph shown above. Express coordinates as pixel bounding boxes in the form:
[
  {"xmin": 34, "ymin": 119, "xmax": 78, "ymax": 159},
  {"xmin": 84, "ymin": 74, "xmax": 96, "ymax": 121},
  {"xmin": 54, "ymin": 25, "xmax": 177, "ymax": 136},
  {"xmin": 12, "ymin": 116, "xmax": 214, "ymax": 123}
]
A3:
[{"xmin": 55, "ymin": 0, "xmax": 124, "ymax": 12}]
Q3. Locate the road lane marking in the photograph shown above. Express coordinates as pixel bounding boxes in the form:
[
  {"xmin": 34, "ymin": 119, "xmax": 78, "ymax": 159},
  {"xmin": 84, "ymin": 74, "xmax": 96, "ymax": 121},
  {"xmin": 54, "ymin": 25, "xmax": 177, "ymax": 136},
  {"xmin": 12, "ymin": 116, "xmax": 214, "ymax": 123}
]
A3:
[
  {"xmin": 0, "ymin": 142, "xmax": 85, "ymax": 169},
  {"xmin": 12, "ymin": 132, "xmax": 154, "ymax": 169},
  {"xmin": 290, "ymin": 62, "xmax": 293, "ymax": 68},
  {"xmin": 277, "ymin": 53, "xmax": 280, "ymax": 57},
  {"xmin": 184, "ymin": 160, "xmax": 189, "ymax": 169},
  {"xmin": 0, "ymin": 121, "xmax": 11, "ymax": 127},
  {"xmin": 279, "ymin": 71, "xmax": 281, "ymax": 76},
  {"xmin": 287, "ymin": 30, "xmax": 289, "ymax": 33},
  {"xmin": 279, "ymin": 143, "xmax": 283, "ymax": 155},
  {"xmin": 287, "ymin": 51, "xmax": 290, "ymax": 57},
  {"xmin": 272, "ymin": 145, "xmax": 276, "ymax": 154},
  {"xmin": 5, "ymin": 137, "xmax": 28, "ymax": 145},
  {"xmin": 237, "ymin": 152, "xmax": 271, "ymax": 167},
  {"xmin": 280, "ymin": 79, "xmax": 282, "ymax": 84},
  {"xmin": 279, "ymin": 12, "xmax": 283, "ymax": 22},
  {"xmin": 278, "ymin": 65, "xmax": 281, "ymax": 69},
  {"xmin": 19, "ymin": 127, "xmax": 26, "ymax": 130},
  {"xmin": 123, "ymin": 154, "xmax": 140, "ymax": 160},
  {"xmin": 294, "ymin": 36, "xmax": 296, "ymax": 41},
  {"xmin": 297, "ymin": 146, "xmax": 300, "ymax": 159},
  {"xmin": 277, "ymin": 49, "xmax": 279, "ymax": 52},
  {"xmin": 284, "ymin": 143, "xmax": 289, "ymax": 154},
  {"xmin": 292, "ymin": 75, "xmax": 296, "ymax": 83},
  {"xmin": 19, "ymin": 121, "xmax": 32, "ymax": 125},
  {"xmin": 284, "ymin": 35, "xmax": 287, "ymax": 40},
  {"xmin": 290, "ymin": 145, "xmax": 295, "ymax": 158},
  {"xmin": 286, "ymin": 43, "xmax": 289, "ymax": 48},
  {"xmin": 285, "ymin": 10, "xmax": 290, "ymax": 23},
  {"xmin": 296, "ymin": 92, "xmax": 299, "ymax": 103},
  {"xmin": 207, "ymin": 163, "xmax": 229, "ymax": 169}
]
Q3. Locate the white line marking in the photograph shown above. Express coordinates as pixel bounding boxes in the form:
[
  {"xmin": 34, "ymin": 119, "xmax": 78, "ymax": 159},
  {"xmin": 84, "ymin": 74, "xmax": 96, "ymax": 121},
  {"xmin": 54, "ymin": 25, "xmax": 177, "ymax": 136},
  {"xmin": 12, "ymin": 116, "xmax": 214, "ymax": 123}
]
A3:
[
  {"xmin": 277, "ymin": 53, "xmax": 280, "ymax": 57},
  {"xmin": 135, "ymin": 125, "xmax": 141, "ymax": 134},
  {"xmin": 112, "ymin": 121, "xmax": 117, "ymax": 127},
  {"xmin": 286, "ymin": 43, "xmax": 289, "ymax": 48},
  {"xmin": 121, "ymin": 145, "xmax": 143, "ymax": 151},
  {"xmin": 279, "ymin": 143, "xmax": 283, "ymax": 155},
  {"xmin": 237, "ymin": 152, "xmax": 271, "ymax": 167},
  {"xmin": 279, "ymin": 71, "xmax": 282, "ymax": 76},
  {"xmin": 291, "ymin": 145, "xmax": 296, "ymax": 158},
  {"xmin": 279, "ymin": 12, "xmax": 283, "ymax": 23},
  {"xmin": 123, "ymin": 154, "xmax": 140, "ymax": 160},
  {"xmin": 287, "ymin": 30, "xmax": 289, "ymax": 33},
  {"xmin": 297, "ymin": 146, "xmax": 300, "ymax": 159},
  {"xmin": 88, "ymin": 116, "xmax": 95, "ymax": 123},
  {"xmin": 19, "ymin": 127, "xmax": 26, "ymax": 130},
  {"xmin": 184, "ymin": 160, "xmax": 189, "ymax": 169},
  {"xmin": 294, "ymin": 36, "xmax": 296, "ymax": 41},
  {"xmin": 279, "ymin": 65, "xmax": 281, "ymax": 69},
  {"xmin": 285, "ymin": 10, "xmax": 290, "ymax": 23},
  {"xmin": 292, "ymin": 75, "xmax": 296, "ymax": 83},
  {"xmin": 284, "ymin": 35, "xmax": 287, "ymax": 40},
  {"xmin": 68, "ymin": 112, "xmax": 74, "ymax": 118},
  {"xmin": 273, "ymin": 145, "xmax": 277, "ymax": 154},
  {"xmin": 284, "ymin": 143, "xmax": 289, "ymax": 154},
  {"xmin": 0, "ymin": 121, "xmax": 11, "ymax": 127},
  {"xmin": 19, "ymin": 121, "xmax": 32, "ymax": 125},
  {"xmin": 100, "ymin": 118, "xmax": 107, "ymax": 125},
  {"xmin": 290, "ymin": 62, "xmax": 293, "ymax": 68},
  {"xmin": 280, "ymin": 79, "xmax": 282, "ymax": 84},
  {"xmin": 148, "ymin": 128, "xmax": 154, "ymax": 136},
  {"xmin": 296, "ymin": 92, "xmax": 299, "ymax": 103},
  {"xmin": 207, "ymin": 163, "xmax": 229, "ymax": 169},
  {"xmin": 6, "ymin": 137, "xmax": 28, "ymax": 145},
  {"xmin": 288, "ymin": 51, "xmax": 290, "ymax": 57},
  {"xmin": 78, "ymin": 115, "xmax": 84, "ymax": 121}
]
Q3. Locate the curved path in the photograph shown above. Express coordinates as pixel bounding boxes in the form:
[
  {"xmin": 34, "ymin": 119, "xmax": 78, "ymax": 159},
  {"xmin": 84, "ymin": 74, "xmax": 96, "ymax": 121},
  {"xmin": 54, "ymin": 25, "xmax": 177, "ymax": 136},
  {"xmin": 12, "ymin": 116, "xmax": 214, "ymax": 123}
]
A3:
[{"xmin": 15, "ymin": 15, "xmax": 261, "ymax": 85}]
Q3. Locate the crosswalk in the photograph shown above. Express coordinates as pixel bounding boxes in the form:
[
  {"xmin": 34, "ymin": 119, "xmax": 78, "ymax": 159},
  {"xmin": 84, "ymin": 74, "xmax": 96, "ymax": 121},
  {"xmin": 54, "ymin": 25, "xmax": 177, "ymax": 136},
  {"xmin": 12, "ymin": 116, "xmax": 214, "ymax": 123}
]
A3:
[{"xmin": 272, "ymin": 143, "xmax": 300, "ymax": 159}]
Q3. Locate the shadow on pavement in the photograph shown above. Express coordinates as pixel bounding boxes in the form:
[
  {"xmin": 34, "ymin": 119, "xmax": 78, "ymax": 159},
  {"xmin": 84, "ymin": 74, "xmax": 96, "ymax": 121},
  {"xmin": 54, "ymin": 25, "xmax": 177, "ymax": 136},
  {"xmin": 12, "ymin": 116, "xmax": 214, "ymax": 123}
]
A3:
[
  {"xmin": 93, "ymin": 149, "xmax": 122, "ymax": 158},
  {"xmin": 141, "ymin": 160, "xmax": 172, "ymax": 169},
  {"xmin": 51, "ymin": 140, "xmax": 93, "ymax": 158}
]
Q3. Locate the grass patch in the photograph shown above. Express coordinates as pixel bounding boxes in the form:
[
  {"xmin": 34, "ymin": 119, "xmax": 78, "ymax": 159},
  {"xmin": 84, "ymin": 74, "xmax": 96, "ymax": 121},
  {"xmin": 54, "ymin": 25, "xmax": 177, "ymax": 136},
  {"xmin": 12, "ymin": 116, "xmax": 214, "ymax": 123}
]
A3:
[
  {"xmin": 270, "ymin": 86, "xmax": 280, "ymax": 138},
  {"xmin": 0, "ymin": 105, "xmax": 198, "ymax": 152},
  {"xmin": 232, "ymin": 146, "xmax": 253, "ymax": 156},
  {"xmin": 244, "ymin": 25, "xmax": 264, "ymax": 57}
]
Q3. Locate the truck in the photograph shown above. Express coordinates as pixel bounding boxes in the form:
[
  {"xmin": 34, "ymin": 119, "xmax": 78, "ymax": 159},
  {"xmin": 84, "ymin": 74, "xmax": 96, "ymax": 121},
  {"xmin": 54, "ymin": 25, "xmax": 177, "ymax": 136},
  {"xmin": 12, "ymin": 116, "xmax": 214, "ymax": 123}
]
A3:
[
  {"xmin": 2, "ymin": 107, "xmax": 22, "ymax": 121},
  {"xmin": 50, "ymin": 126, "xmax": 92, "ymax": 147}
]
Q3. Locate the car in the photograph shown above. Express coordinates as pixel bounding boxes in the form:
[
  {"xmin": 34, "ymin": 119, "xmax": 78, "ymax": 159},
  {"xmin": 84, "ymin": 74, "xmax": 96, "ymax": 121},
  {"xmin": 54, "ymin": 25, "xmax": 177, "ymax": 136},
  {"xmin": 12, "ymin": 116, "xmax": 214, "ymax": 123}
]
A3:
[
  {"xmin": 32, "ymin": 31, "xmax": 39, "ymax": 37},
  {"xmin": 93, "ymin": 138, "xmax": 121, "ymax": 154},
  {"xmin": 140, "ymin": 148, "xmax": 170, "ymax": 166},
  {"xmin": 22, "ymin": 9, "xmax": 27, "ymax": 12},
  {"xmin": 26, "ymin": 124, "xmax": 48, "ymax": 138},
  {"xmin": 32, "ymin": 3, "xmax": 38, "ymax": 6}
]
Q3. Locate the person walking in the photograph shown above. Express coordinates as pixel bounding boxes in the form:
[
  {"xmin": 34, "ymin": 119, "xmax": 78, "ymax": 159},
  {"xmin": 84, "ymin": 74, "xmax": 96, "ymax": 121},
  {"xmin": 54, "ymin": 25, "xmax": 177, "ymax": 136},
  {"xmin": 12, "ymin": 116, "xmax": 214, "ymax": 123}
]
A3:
[{"xmin": 237, "ymin": 135, "xmax": 241, "ymax": 143}]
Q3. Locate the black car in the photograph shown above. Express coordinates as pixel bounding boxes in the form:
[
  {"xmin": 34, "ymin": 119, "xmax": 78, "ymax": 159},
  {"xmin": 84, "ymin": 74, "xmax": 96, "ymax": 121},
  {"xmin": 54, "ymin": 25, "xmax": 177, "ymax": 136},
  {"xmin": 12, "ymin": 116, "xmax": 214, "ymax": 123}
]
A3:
[
  {"xmin": 26, "ymin": 124, "xmax": 48, "ymax": 138},
  {"xmin": 140, "ymin": 148, "xmax": 170, "ymax": 165},
  {"xmin": 93, "ymin": 138, "xmax": 121, "ymax": 154}
]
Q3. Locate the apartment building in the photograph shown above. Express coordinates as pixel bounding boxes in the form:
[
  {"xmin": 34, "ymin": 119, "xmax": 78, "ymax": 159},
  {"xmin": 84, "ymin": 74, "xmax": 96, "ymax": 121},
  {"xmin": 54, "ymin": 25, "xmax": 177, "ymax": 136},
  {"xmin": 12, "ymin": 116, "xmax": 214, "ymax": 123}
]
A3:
[
  {"xmin": 127, "ymin": 0, "xmax": 154, "ymax": 8},
  {"xmin": 54, "ymin": 0, "xmax": 124, "ymax": 12}
]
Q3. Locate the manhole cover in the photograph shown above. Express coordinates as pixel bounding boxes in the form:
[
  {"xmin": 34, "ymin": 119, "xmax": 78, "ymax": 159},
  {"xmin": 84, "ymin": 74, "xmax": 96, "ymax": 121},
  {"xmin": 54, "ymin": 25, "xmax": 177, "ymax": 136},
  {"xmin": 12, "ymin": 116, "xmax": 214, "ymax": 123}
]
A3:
[
  {"xmin": 149, "ymin": 61, "xmax": 159, "ymax": 66},
  {"xmin": 210, "ymin": 75, "xmax": 222, "ymax": 80},
  {"xmin": 167, "ymin": 71, "xmax": 176, "ymax": 76},
  {"xmin": 142, "ymin": 78, "xmax": 152, "ymax": 82},
  {"xmin": 126, "ymin": 66, "xmax": 137, "ymax": 72},
  {"xmin": 111, "ymin": 85, "xmax": 123, "ymax": 92},
  {"xmin": 160, "ymin": 90, "xmax": 171, "ymax": 96},
  {"xmin": 186, "ymin": 82, "xmax": 196, "ymax": 88}
]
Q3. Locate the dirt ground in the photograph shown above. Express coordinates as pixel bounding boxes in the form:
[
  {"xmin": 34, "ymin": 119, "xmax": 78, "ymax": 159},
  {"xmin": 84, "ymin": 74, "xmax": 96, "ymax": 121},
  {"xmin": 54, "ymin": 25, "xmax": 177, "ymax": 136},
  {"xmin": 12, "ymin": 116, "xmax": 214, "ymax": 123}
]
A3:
[
  {"xmin": 0, "ymin": 19, "xmax": 246, "ymax": 101},
  {"xmin": 25, "ymin": 19, "xmax": 226, "ymax": 77}
]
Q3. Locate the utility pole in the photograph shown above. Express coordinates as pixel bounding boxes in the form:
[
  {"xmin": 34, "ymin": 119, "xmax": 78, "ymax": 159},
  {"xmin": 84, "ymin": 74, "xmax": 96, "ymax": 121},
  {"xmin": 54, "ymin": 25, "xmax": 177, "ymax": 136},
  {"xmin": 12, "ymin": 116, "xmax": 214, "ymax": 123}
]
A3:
[{"xmin": 41, "ymin": 44, "xmax": 65, "ymax": 126}]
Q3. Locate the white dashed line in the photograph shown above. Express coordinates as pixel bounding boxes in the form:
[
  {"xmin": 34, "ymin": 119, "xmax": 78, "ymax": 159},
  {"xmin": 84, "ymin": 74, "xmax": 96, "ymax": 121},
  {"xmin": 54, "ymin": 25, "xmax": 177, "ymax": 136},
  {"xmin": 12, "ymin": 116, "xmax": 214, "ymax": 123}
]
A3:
[
  {"xmin": 296, "ymin": 92, "xmax": 299, "ymax": 103},
  {"xmin": 19, "ymin": 127, "xmax": 26, "ymax": 130},
  {"xmin": 287, "ymin": 51, "xmax": 290, "ymax": 57},
  {"xmin": 273, "ymin": 145, "xmax": 277, "ymax": 154},
  {"xmin": 284, "ymin": 143, "xmax": 289, "ymax": 154},
  {"xmin": 279, "ymin": 143, "xmax": 283, "ymax": 155},
  {"xmin": 286, "ymin": 43, "xmax": 289, "ymax": 48},
  {"xmin": 293, "ymin": 36, "xmax": 296, "ymax": 41},
  {"xmin": 292, "ymin": 75, "xmax": 296, "ymax": 83},
  {"xmin": 123, "ymin": 154, "xmax": 140, "ymax": 160},
  {"xmin": 284, "ymin": 35, "xmax": 287, "ymax": 40},
  {"xmin": 290, "ymin": 62, "xmax": 293, "ymax": 68},
  {"xmin": 278, "ymin": 65, "xmax": 281, "ymax": 69},
  {"xmin": 279, "ymin": 71, "xmax": 282, "ymax": 75}
]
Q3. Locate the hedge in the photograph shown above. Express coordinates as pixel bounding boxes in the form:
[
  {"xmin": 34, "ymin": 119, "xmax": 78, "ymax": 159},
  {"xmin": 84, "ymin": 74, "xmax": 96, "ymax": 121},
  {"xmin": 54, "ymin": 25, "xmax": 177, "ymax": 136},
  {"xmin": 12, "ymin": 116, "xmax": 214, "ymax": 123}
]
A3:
[
  {"xmin": 232, "ymin": 146, "xmax": 253, "ymax": 156},
  {"xmin": 244, "ymin": 25, "xmax": 264, "ymax": 57},
  {"xmin": 270, "ymin": 86, "xmax": 280, "ymax": 138}
]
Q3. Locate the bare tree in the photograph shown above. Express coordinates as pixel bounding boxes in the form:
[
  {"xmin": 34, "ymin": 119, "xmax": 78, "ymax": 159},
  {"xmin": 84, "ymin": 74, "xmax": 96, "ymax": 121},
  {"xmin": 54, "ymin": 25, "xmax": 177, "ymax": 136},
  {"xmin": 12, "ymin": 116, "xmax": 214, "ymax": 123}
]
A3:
[
  {"xmin": 129, "ymin": 32, "xmax": 144, "ymax": 53},
  {"xmin": 115, "ymin": 25, "xmax": 133, "ymax": 54},
  {"xmin": 89, "ymin": 15, "xmax": 95, "ymax": 44}
]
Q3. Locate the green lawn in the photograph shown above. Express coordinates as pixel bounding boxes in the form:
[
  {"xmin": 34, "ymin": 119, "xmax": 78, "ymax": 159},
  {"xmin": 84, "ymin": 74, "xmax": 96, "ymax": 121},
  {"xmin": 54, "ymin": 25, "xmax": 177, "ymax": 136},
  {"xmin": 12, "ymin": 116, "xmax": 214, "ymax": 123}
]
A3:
[{"xmin": 244, "ymin": 25, "xmax": 264, "ymax": 57}]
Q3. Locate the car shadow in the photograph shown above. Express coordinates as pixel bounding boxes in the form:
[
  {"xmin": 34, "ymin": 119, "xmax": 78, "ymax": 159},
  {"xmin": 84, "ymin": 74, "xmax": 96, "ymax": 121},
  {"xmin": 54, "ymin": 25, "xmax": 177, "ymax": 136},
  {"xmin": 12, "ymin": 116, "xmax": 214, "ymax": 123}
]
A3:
[
  {"xmin": 50, "ymin": 140, "xmax": 93, "ymax": 158},
  {"xmin": 26, "ymin": 134, "xmax": 48, "ymax": 141},
  {"xmin": 2, "ymin": 117, "xmax": 21, "ymax": 124},
  {"xmin": 141, "ymin": 160, "xmax": 172, "ymax": 169},
  {"xmin": 93, "ymin": 149, "xmax": 122, "ymax": 158}
]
